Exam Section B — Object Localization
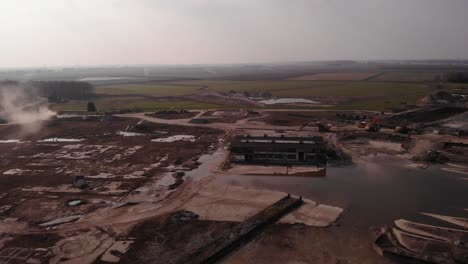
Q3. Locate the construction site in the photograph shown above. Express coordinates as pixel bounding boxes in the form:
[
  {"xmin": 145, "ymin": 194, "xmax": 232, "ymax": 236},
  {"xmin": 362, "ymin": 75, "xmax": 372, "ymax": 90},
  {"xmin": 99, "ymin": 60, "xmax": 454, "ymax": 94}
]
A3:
[
  {"xmin": 0, "ymin": 89, "xmax": 468, "ymax": 263},
  {"xmin": 3, "ymin": 0, "xmax": 468, "ymax": 261}
]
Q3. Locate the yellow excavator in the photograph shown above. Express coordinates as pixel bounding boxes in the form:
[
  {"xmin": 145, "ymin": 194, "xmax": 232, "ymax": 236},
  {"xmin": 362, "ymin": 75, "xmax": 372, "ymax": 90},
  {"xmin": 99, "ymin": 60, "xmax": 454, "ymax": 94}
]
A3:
[
  {"xmin": 315, "ymin": 121, "xmax": 332, "ymax": 132},
  {"xmin": 394, "ymin": 120, "xmax": 409, "ymax": 134}
]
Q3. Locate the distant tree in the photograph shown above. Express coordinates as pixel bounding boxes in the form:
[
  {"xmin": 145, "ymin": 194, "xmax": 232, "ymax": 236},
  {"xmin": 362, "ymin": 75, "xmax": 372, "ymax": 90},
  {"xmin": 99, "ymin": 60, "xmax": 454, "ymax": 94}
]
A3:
[
  {"xmin": 29, "ymin": 81, "xmax": 95, "ymax": 102},
  {"xmin": 0, "ymin": 80, "xmax": 19, "ymax": 86},
  {"xmin": 445, "ymin": 72, "xmax": 468, "ymax": 83},
  {"xmin": 87, "ymin": 102, "xmax": 97, "ymax": 112},
  {"xmin": 243, "ymin": 91, "xmax": 250, "ymax": 97}
]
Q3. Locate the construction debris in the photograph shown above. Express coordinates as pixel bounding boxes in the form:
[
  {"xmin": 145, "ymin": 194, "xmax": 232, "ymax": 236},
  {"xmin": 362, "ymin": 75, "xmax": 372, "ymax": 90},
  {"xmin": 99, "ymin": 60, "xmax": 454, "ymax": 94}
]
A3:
[
  {"xmin": 375, "ymin": 216, "xmax": 468, "ymax": 264},
  {"xmin": 413, "ymin": 150, "xmax": 450, "ymax": 164},
  {"xmin": 170, "ymin": 210, "xmax": 199, "ymax": 223}
]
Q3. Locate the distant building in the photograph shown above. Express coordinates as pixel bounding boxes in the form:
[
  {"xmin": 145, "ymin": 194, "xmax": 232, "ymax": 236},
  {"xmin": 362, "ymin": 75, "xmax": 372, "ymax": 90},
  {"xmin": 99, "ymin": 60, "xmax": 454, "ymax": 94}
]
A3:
[{"xmin": 230, "ymin": 135, "xmax": 327, "ymax": 166}]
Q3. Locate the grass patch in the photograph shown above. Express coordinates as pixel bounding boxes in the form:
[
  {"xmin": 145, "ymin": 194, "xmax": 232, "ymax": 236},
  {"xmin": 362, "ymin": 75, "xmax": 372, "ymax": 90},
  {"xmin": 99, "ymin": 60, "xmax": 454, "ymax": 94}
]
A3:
[
  {"xmin": 370, "ymin": 70, "xmax": 444, "ymax": 82},
  {"xmin": 334, "ymin": 92, "xmax": 429, "ymax": 111},
  {"xmin": 52, "ymin": 79, "xmax": 465, "ymax": 112},
  {"xmin": 173, "ymin": 80, "xmax": 431, "ymax": 98},
  {"xmin": 95, "ymin": 84, "xmax": 202, "ymax": 97},
  {"xmin": 51, "ymin": 97, "xmax": 226, "ymax": 112}
]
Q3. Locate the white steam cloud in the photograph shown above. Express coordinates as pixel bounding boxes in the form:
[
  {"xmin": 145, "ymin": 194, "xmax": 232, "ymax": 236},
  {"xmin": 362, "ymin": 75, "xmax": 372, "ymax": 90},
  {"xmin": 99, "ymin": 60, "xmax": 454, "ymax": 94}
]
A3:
[{"xmin": 0, "ymin": 84, "xmax": 56, "ymax": 135}]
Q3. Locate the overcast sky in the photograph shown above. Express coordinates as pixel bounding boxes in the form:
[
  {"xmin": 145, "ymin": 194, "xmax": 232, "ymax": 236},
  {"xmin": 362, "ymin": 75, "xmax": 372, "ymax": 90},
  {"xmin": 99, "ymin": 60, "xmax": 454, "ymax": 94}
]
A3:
[{"xmin": 1, "ymin": 0, "xmax": 468, "ymax": 67}]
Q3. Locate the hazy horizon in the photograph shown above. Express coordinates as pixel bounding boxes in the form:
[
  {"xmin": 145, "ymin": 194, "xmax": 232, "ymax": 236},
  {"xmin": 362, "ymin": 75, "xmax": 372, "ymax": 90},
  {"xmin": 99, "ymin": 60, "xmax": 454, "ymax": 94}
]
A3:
[{"xmin": 2, "ymin": 0, "xmax": 468, "ymax": 68}]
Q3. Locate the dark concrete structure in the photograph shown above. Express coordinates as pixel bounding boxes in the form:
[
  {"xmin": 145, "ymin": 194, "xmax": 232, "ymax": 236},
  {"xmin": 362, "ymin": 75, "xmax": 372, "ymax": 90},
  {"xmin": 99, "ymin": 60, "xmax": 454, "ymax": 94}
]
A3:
[
  {"xmin": 180, "ymin": 195, "xmax": 303, "ymax": 264},
  {"xmin": 230, "ymin": 135, "xmax": 327, "ymax": 166}
]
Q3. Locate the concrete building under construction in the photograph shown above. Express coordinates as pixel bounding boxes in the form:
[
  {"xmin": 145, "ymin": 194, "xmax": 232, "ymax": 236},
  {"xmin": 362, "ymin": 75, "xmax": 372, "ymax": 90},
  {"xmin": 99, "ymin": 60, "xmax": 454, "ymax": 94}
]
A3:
[{"xmin": 230, "ymin": 135, "xmax": 327, "ymax": 166}]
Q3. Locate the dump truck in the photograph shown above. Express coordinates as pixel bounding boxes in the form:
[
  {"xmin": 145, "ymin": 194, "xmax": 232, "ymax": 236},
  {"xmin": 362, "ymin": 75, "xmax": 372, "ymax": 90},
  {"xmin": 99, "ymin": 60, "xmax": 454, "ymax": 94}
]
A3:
[
  {"xmin": 357, "ymin": 116, "xmax": 381, "ymax": 132},
  {"xmin": 365, "ymin": 116, "xmax": 382, "ymax": 132},
  {"xmin": 316, "ymin": 121, "xmax": 332, "ymax": 132}
]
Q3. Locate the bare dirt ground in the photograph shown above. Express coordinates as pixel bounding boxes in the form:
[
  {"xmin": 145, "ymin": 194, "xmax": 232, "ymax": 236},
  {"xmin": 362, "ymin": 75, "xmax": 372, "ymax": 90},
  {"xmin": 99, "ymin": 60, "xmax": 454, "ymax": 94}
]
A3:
[
  {"xmin": 199, "ymin": 110, "xmax": 261, "ymax": 123},
  {"xmin": 118, "ymin": 212, "xmax": 237, "ymax": 264},
  {"xmin": 256, "ymin": 110, "xmax": 377, "ymax": 127},
  {"xmin": 1, "ymin": 105, "xmax": 467, "ymax": 263},
  {"xmin": 225, "ymin": 224, "xmax": 394, "ymax": 264},
  {"xmin": 0, "ymin": 111, "xmax": 348, "ymax": 263},
  {"xmin": 0, "ymin": 117, "xmax": 223, "ymax": 228}
]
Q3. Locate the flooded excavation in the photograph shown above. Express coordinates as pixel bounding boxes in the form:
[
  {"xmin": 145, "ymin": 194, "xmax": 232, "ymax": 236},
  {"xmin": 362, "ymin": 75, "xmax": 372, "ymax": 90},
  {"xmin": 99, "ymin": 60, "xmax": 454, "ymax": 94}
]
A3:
[{"xmin": 219, "ymin": 154, "xmax": 468, "ymax": 227}]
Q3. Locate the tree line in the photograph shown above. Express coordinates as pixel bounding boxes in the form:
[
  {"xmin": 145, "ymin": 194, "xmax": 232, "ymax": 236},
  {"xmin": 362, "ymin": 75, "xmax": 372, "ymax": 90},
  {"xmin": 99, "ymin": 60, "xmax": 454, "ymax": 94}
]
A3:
[{"xmin": 444, "ymin": 72, "xmax": 468, "ymax": 83}]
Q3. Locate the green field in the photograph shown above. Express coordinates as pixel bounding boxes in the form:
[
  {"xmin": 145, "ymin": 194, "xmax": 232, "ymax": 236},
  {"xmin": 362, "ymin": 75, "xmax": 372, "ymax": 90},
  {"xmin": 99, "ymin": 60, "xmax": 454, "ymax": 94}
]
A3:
[
  {"xmin": 51, "ymin": 97, "xmax": 226, "ymax": 112},
  {"xmin": 95, "ymin": 84, "xmax": 202, "ymax": 97},
  {"xmin": 370, "ymin": 70, "xmax": 444, "ymax": 82},
  {"xmin": 172, "ymin": 80, "xmax": 428, "ymax": 97},
  {"xmin": 55, "ymin": 78, "xmax": 466, "ymax": 112}
]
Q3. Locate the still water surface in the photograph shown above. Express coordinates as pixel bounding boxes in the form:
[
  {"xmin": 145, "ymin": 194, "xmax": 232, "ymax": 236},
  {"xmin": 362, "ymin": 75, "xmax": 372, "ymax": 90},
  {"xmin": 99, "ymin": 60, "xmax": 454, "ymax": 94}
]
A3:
[{"xmin": 212, "ymin": 154, "xmax": 468, "ymax": 227}]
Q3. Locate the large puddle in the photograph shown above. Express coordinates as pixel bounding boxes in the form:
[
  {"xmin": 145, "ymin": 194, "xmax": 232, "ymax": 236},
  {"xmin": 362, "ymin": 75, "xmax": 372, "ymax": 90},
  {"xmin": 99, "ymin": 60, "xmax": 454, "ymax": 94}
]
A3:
[
  {"xmin": 259, "ymin": 98, "xmax": 319, "ymax": 105},
  {"xmin": 185, "ymin": 148, "xmax": 227, "ymax": 181},
  {"xmin": 0, "ymin": 140, "xmax": 26, "ymax": 143},
  {"xmin": 207, "ymin": 154, "xmax": 468, "ymax": 228},
  {"xmin": 151, "ymin": 135, "xmax": 195, "ymax": 143},
  {"xmin": 38, "ymin": 138, "xmax": 84, "ymax": 142},
  {"xmin": 78, "ymin": 77, "xmax": 147, "ymax": 81}
]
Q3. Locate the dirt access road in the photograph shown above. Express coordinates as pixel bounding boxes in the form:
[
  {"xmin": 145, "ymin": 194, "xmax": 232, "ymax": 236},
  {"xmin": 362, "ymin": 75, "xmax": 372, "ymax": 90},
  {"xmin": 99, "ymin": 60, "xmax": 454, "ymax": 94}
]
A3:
[
  {"xmin": 121, "ymin": 110, "xmax": 468, "ymax": 145},
  {"xmin": 120, "ymin": 109, "xmax": 379, "ymax": 132}
]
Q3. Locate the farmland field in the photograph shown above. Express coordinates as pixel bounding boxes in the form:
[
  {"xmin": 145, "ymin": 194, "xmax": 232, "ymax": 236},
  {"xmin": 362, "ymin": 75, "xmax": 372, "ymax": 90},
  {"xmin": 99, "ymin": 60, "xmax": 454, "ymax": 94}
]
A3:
[
  {"xmin": 369, "ymin": 70, "xmax": 444, "ymax": 82},
  {"xmin": 287, "ymin": 72, "xmax": 381, "ymax": 81},
  {"xmin": 51, "ymin": 97, "xmax": 226, "ymax": 112},
  {"xmin": 95, "ymin": 84, "xmax": 202, "ymax": 97},
  {"xmin": 51, "ymin": 69, "xmax": 467, "ymax": 112},
  {"xmin": 170, "ymin": 80, "xmax": 428, "ymax": 96}
]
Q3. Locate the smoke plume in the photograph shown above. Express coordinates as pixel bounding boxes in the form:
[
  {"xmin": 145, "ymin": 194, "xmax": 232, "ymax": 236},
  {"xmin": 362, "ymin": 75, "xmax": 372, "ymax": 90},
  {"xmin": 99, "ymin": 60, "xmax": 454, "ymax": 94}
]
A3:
[{"xmin": 0, "ymin": 84, "xmax": 56, "ymax": 135}]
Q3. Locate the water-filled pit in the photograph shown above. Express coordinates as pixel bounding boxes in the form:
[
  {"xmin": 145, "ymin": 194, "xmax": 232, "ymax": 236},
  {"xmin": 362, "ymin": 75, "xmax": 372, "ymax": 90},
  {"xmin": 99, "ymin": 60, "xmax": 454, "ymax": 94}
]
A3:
[{"xmin": 193, "ymin": 152, "xmax": 468, "ymax": 228}]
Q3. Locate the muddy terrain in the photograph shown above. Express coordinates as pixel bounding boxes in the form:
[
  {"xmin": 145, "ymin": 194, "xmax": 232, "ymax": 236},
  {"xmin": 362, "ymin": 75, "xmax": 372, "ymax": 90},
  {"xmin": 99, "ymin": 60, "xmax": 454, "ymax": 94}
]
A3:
[{"xmin": 0, "ymin": 103, "xmax": 467, "ymax": 264}]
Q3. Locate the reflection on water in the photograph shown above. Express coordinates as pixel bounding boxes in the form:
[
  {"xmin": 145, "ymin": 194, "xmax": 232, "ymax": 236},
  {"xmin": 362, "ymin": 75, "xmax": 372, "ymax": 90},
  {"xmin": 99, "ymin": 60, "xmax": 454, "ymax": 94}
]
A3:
[
  {"xmin": 216, "ymin": 154, "xmax": 468, "ymax": 227},
  {"xmin": 259, "ymin": 98, "xmax": 319, "ymax": 105},
  {"xmin": 185, "ymin": 148, "xmax": 227, "ymax": 181},
  {"xmin": 78, "ymin": 77, "xmax": 147, "ymax": 81}
]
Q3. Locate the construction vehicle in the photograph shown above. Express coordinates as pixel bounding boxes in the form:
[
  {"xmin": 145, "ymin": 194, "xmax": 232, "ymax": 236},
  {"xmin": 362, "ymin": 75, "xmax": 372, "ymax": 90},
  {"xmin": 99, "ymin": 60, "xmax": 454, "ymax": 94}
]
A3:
[
  {"xmin": 299, "ymin": 121, "xmax": 332, "ymax": 132},
  {"xmin": 394, "ymin": 120, "xmax": 409, "ymax": 134},
  {"xmin": 367, "ymin": 115, "xmax": 382, "ymax": 132},
  {"xmin": 360, "ymin": 115, "xmax": 382, "ymax": 132},
  {"xmin": 357, "ymin": 121, "xmax": 367, "ymax": 128},
  {"xmin": 316, "ymin": 121, "xmax": 332, "ymax": 132}
]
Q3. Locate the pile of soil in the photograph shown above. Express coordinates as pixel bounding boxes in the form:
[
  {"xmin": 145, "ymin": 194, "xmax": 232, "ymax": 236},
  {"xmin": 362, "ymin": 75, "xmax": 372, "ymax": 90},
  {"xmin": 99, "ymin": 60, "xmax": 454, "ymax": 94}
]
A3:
[{"xmin": 412, "ymin": 150, "xmax": 449, "ymax": 164}]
